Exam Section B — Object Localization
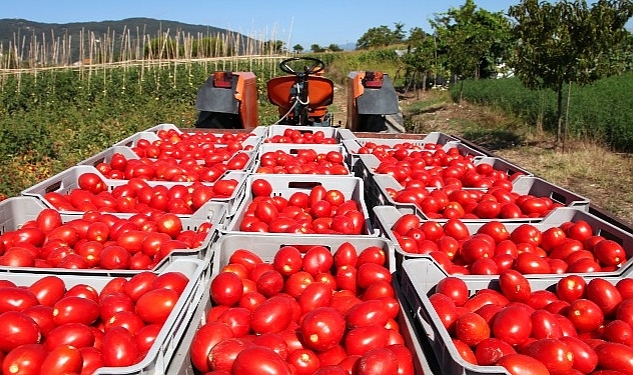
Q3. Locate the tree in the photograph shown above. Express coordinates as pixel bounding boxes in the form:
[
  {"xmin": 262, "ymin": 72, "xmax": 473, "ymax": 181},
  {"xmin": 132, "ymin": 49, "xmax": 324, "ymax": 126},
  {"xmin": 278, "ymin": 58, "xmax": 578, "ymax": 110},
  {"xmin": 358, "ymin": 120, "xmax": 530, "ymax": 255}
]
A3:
[
  {"xmin": 509, "ymin": 0, "xmax": 633, "ymax": 146},
  {"xmin": 431, "ymin": 0, "xmax": 513, "ymax": 100},
  {"xmin": 328, "ymin": 44, "xmax": 343, "ymax": 52},
  {"xmin": 356, "ymin": 23, "xmax": 406, "ymax": 49},
  {"xmin": 310, "ymin": 44, "xmax": 326, "ymax": 53},
  {"xmin": 293, "ymin": 44, "xmax": 304, "ymax": 53},
  {"xmin": 401, "ymin": 27, "xmax": 438, "ymax": 93}
]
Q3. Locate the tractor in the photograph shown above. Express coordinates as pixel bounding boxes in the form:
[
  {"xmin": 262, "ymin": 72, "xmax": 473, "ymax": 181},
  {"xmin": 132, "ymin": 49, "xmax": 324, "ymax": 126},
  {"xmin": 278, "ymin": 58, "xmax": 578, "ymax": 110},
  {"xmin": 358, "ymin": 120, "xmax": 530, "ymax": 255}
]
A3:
[{"xmin": 194, "ymin": 56, "xmax": 402, "ymax": 132}]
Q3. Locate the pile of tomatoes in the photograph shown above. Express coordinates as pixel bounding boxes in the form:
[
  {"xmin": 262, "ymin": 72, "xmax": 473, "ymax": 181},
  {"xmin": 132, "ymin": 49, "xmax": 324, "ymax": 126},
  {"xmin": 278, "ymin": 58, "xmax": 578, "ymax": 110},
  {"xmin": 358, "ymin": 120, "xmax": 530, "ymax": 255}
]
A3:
[
  {"xmin": 390, "ymin": 213, "xmax": 627, "ymax": 275},
  {"xmin": 190, "ymin": 242, "xmax": 414, "ymax": 374},
  {"xmin": 236, "ymin": 179, "xmax": 366, "ymax": 235},
  {"xmin": 0, "ymin": 270, "xmax": 189, "ymax": 374},
  {"xmin": 256, "ymin": 149, "xmax": 349, "ymax": 175},
  {"xmin": 42, "ymin": 172, "xmax": 240, "ymax": 215},
  {"xmin": 129, "ymin": 130, "xmax": 257, "ymax": 160},
  {"xmin": 93, "ymin": 150, "xmax": 252, "ymax": 183},
  {"xmin": 0, "ymin": 206, "xmax": 211, "ymax": 269},
  {"xmin": 429, "ymin": 270, "xmax": 633, "ymax": 374},
  {"xmin": 383, "ymin": 179, "xmax": 563, "ymax": 220},
  {"xmin": 265, "ymin": 129, "xmax": 338, "ymax": 144}
]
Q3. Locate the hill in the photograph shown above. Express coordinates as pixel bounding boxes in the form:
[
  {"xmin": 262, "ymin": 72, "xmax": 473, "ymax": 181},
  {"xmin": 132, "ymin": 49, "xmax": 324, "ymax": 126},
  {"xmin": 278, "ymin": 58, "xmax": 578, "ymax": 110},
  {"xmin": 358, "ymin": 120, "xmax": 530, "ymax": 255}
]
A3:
[{"xmin": 0, "ymin": 18, "xmax": 256, "ymax": 63}]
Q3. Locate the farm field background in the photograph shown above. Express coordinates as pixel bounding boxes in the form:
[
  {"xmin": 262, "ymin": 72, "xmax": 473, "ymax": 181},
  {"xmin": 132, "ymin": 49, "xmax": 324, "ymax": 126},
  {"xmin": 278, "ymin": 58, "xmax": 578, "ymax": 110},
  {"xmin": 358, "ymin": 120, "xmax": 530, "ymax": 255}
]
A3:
[{"xmin": 2, "ymin": 52, "xmax": 633, "ymax": 225}]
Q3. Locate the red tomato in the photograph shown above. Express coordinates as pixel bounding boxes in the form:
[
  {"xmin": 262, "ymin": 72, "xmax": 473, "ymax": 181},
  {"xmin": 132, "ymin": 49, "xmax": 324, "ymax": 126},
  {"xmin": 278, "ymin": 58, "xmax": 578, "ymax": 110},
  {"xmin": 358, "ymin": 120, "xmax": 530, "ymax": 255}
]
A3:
[
  {"xmin": 52, "ymin": 296, "xmax": 100, "ymax": 326},
  {"xmin": 135, "ymin": 287, "xmax": 180, "ymax": 324},
  {"xmin": 522, "ymin": 338, "xmax": 574, "ymax": 375},
  {"xmin": 208, "ymin": 337, "xmax": 250, "ymax": 372},
  {"xmin": 499, "ymin": 269, "xmax": 532, "ymax": 302},
  {"xmin": 27, "ymin": 276, "xmax": 66, "ymax": 307},
  {"xmin": 594, "ymin": 342, "xmax": 633, "ymax": 374},
  {"xmin": 189, "ymin": 321, "xmax": 234, "ymax": 372},
  {"xmin": 40, "ymin": 344, "xmax": 83, "ymax": 374},
  {"xmin": 344, "ymin": 325, "xmax": 389, "ymax": 356},
  {"xmin": 1, "ymin": 343, "xmax": 48, "ymax": 375},
  {"xmin": 251, "ymin": 295, "xmax": 293, "ymax": 334},
  {"xmin": 210, "ymin": 272, "xmax": 243, "ymax": 307},
  {"xmin": 300, "ymin": 307, "xmax": 346, "ymax": 352},
  {"xmin": 585, "ymin": 278, "xmax": 622, "ymax": 317},
  {"xmin": 475, "ymin": 338, "xmax": 516, "ymax": 366},
  {"xmin": 252, "ymin": 178, "xmax": 273, "ymax": 197},
  {"xmin": 496, "ymin": 353, "xmax": 551, "ymax": 375},
  {"xmin": 567, "ymin": 299, "xmax": 604, "ymax": 333},
  {"xmin": 231, "ymin": 346, "xmax": 291, "ymax": 375},
  {"xmin": 491, "ymin": 305, "xmax": 532, "ymax": 346},
  {"xmin": 435, "ymin": 277, "xmax": 469, "ymax": 307},
  {"xmin": 0, "ymin": 311, "xmax": 41, "ymax": 352},
  {"xmin": 355, "ymin": 347, "xmax": 399, "ymax": 375},
  {"xmin": 454, "ymin": 312, "xmax": 490, "ymax": 346},
  {"xmin": 559, "ymin": 336, "xmax": 598, "ymax": 373},
  {"xmin": 101, "ymin": 326, "xmax": 140, "ymax": 367}
]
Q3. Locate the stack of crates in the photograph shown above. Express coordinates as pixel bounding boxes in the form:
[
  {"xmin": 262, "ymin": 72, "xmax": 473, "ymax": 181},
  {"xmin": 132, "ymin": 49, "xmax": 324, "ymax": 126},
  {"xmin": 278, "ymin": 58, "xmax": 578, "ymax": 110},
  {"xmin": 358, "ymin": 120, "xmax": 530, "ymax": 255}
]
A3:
[{"xmin": 8, "ymin": 122, "xmax": 633, "ymax": 374}]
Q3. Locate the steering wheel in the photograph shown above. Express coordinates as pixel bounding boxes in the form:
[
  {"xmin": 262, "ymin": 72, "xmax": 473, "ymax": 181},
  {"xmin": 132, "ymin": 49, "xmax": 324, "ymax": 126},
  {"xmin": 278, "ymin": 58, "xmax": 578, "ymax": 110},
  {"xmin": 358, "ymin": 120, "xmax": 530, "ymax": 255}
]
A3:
[{"xmin": 279, "ymin": 57, "xmax": 325, "ymax": 75}]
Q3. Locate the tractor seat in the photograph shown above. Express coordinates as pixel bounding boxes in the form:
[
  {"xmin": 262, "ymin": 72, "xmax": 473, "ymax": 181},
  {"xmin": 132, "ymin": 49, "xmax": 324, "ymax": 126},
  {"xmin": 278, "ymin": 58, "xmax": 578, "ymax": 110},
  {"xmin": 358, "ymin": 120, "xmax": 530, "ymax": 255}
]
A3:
[{"xmin": 267, "ymin": 75, "xmax": 334, "ymax": 111}]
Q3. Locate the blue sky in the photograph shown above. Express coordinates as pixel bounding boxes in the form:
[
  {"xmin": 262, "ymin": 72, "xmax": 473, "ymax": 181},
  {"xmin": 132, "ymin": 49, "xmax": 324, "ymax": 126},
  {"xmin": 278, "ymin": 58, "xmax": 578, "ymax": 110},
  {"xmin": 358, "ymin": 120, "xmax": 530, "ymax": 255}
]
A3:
[{"xmin": 3, "ymin": 0, "xmax": 520, "ymax": 48}]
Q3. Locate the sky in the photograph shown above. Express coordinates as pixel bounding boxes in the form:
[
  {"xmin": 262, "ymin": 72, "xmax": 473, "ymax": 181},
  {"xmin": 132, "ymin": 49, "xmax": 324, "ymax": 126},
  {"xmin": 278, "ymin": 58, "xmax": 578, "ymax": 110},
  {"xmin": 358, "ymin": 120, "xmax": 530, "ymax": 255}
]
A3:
[{"xmin": 2, "ymin": 0, "xmax": 520, "ymax": 48}]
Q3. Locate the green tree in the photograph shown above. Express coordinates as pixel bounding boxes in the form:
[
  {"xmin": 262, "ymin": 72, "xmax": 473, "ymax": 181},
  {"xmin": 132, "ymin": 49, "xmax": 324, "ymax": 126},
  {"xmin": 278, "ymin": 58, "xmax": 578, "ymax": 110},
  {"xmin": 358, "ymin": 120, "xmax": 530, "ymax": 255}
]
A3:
[
  {"xmin": 509, "ymin": 0, "xmax": 633, "ymax": 145},
  {"xmin": 310, "ymin": 44, "xmax": 326, "ymax": 53},
  {"xmin": 328, "ymin": 44, "xmax": 343, "ymax": 52},
  {"xmin": 431, "ymin": 0, "xmax": 513, "ymax": 100},
  {"xmin": 356, "ymin": 23, "xmax": 406, "ymax": 49},
  {"xmin": 293, "ymin": 44, "xmax": 304, "ymax": 53},
  {"xmin": 401, "ymin": 27, "xmax": 438, "ymax": 93}
]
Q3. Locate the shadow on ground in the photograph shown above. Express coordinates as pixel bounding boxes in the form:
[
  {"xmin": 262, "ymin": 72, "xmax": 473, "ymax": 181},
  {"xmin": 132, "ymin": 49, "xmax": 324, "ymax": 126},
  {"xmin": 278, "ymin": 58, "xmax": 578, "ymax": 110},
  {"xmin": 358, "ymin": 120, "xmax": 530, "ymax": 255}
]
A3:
[{"xmin": 462, "ymin": 129, "xmax": 523, "ymax": 151}]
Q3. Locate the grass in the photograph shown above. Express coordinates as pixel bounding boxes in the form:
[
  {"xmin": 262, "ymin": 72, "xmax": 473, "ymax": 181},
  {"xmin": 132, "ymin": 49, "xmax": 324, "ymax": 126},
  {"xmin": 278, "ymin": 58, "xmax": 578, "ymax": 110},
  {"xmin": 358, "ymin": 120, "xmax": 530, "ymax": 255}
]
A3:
[{"xmin": 400, "ymin": 90, "xmax": 633, "ymax": 225}]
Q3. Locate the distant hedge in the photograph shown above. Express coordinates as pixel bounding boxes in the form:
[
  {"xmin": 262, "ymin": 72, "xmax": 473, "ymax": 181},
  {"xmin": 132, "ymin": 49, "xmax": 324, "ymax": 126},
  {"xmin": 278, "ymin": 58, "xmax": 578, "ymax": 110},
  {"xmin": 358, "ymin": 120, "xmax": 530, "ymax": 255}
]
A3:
[{"xmin": 452, "ymin": 73, "xmax": 633, "ymax": 151}]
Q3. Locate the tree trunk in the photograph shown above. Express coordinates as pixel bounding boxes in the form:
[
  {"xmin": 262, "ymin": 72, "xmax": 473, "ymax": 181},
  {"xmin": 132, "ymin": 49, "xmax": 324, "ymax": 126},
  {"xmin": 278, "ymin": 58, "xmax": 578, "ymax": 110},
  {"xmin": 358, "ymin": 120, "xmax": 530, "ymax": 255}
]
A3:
[
  {"xmin": 564, "ymin": 81, "xmax": 572, "ymax": 152},
  {"xmin": 459, "ymin": 79, "xmax": 464, "ymax": 103},
  {"xmin": 556, "ymin": 82, "xmax": 564, "ymax": 145},
  {"xmin": 536, "ymin": 90, "xmax": 544, "ymax": 134}
]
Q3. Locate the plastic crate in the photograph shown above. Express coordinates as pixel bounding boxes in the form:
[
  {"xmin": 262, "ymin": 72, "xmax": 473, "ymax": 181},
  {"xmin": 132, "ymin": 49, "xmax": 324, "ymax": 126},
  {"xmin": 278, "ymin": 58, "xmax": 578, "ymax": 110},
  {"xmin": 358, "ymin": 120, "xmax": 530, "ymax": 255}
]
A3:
[
  {"xmin": 210, "ymin": 232, "xmax": 396, "ymax": 275},
  {"xmin": 1, "ymin": 196, "xmax": 223, "ymax": 272},
  {"xmin": 166, "ymin": 235, "xmax": 431, "ymax": 374},
  {"xmin": 224, "ymin": 174, "xmax": 377, "ymax": 236},
  {"xmin": 254, "ymin": 143, "xmax": 352, "ymax": 175},
  {"xmin": 142, "ymin": 123, "xmax": 268, "ymax": 137},
  {"xmin": 351, "ymin": 142, "xmax": 488, "ymax": 183},
  {"xmin": 166, "ymin": 279, "xmax": 430, "ymax": 374},
  {"xmin": 114, "ymin": 131, "xmax": 262, "ymax": 150},
  {"xmin": 22, "ymin": 165, "xmax": 247, "ymax": 217},
  {"xmin": 370, "ymin": 173, "xmax": 589, "ymax": 217},
  {"xmin": 0, "ymin": 256, "xmax": 206, "ymax": 375},
  {"xmin": 399, "ymin": 257, "xmax": 633, "ymax": 375},
  {"xmin": 374, "ymin": 204, "xmax": 633, "ymax": 277},
  {"xmin": 263, "ymin": 124, "xmax": 356, "ymax": 143},
  {"xmin": 344, "ymin": 132, "xmax": 460, "ymax": 154}
]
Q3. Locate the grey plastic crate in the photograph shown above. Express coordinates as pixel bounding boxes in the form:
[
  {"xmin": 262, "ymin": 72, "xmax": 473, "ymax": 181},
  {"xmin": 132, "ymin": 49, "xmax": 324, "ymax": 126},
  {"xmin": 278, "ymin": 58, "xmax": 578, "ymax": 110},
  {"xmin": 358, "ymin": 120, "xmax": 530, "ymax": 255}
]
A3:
[
  {"xmin": 400, "ymin": 257, "xmax": 633, "ymax": 375},
  {"xmin": 0, "ymin": 257, "xmax": 206, "ymax": 375},
  {"xmin": 0, "ymin": 196, "xmax": 222, "ymax": 272},
  {"xmin": 114, "ymin": 131, "xmax": 262, "ymax": 150},
  {"xmin": 224, "ymin": 174, "xmax": 378, "ymax": 236},
  {"xmin": 371, "ymin": 173, "xmax": 589, "ymax": 218},
  {"xmin": 264, "ymin": 124, "xmax": 355, "ymax": 143},
  {"xmin": 166, "ymin": 236, "xmax": 432, "ymax": 375},
  {"xmin": 22, "ymin": 165, "xmax": 246, "ymax": 217},
  {"xmin": 374, "ymin": 204, "xmax": 633, "ymax": 277},
  {"xmin": 166, "ymin": 279, "xmax": 430, "ymax": 374},
  {"xmin": 210, "ymin": 232, "xmax": 397, "ymax": 275},
  {"xmin": 344, "ymin": 132, "xmax": 460, "ymax": 154},
  {"xmin": 142, "ymin": 123, "xmax": 182, "ymax": 133},
  {"xmin": 254, "ymin": 143, "xmax": 352, "ymax": 175}
]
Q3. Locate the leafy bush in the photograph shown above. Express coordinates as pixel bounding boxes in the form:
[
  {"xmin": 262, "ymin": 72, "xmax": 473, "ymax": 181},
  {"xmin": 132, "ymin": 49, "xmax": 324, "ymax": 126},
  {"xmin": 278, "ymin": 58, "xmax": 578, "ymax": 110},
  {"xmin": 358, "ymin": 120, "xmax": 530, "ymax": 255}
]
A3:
[{"xmin": 453, "ymin": 73, "xmax": 633, "ymax": 151}]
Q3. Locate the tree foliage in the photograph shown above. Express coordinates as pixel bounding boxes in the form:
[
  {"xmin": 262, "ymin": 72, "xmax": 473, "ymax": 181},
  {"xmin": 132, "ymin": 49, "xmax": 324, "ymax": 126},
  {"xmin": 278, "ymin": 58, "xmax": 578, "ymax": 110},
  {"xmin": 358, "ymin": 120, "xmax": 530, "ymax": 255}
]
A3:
[
  {"xmin": 431, "ymin": 0, "xmax": 513, "ymax": 100},
  {"xmin": 293, "ymin": 44, "xmax": 304, "ymax": 53},
  {"xmin": 509, "ymin": 0, "xmax": 633, "ymax": 144},
  {"xmin": 401, "ymin": 28, "xmax": 438, "ymax": 91},
  {"xmin": 356, "ymin": 23, "xmax": 406, "ymax": 49},
  {"xmin": 310, "ymin": 44, "xmax": 326, "ymax": 53}
]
